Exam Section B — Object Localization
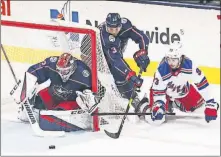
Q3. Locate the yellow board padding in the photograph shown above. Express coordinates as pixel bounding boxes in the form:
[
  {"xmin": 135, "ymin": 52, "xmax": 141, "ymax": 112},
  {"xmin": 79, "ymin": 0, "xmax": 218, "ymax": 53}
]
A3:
[
  {"xmin": 1, "ymin": 45, "xmax": 62, "ymax": 64},
  {"xmin": 1, "ymin": 45, "xmax": 220, "ymax": 84},
  {"xmin": 126, "ymin": 59, "xmax": 220, "ymax": 85}
]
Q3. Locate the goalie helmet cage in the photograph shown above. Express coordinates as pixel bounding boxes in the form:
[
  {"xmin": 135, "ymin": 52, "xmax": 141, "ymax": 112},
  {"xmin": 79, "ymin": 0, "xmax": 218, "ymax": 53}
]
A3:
[{"xmin": 1, "ymin": 19, "xmax": 128, "ymax": 131}]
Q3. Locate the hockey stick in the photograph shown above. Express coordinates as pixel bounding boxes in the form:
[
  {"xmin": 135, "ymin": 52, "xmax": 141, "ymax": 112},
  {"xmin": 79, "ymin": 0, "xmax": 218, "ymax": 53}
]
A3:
[
  {"xmin": 92, "ymin": 112, "xmax": 175, "ymax": 116},
  {"xmin": 2, "ymin": 45, "xmax": 65, "ymax": 137},
  {"xmin": 104, "ymin": 69, "xmax": 143, "ymax": 139},
  {"xmin": 1, "ymin": 44, "xmax": 18, "ymax": 83}
]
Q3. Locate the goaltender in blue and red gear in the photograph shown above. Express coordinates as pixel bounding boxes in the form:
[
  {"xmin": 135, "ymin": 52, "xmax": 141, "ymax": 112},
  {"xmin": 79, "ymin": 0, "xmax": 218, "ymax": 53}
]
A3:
[{"xmin": 12, "ymin": 53, "xmax": 102, "ymax": 132}]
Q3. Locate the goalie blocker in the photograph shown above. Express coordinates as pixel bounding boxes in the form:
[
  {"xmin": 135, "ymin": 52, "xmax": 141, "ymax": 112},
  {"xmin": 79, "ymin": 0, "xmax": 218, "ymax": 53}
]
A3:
[{"xmin": 11, "ymin": 53, "xmax": 103, "ymax": 132}]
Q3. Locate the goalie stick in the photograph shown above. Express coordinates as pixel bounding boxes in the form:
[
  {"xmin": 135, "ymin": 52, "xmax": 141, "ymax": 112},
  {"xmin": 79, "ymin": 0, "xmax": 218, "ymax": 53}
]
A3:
[
  {"xmin": 2, "ymin": 44, "xmax": 65, "ymax": 137},
  {"xmin": 104, "ymin": 69, "xmax": 143, "ymax": 139},
  {"xmin": 92, "ymin": 112, "xmax": 175, "ymax": 116}
]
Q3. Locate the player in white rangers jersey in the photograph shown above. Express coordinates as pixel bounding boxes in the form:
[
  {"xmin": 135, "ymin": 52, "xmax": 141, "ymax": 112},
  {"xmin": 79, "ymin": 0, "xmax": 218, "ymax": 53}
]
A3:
[{"xmin": 147, "ymin": 41, "xmax": 219, "ymax": 124}]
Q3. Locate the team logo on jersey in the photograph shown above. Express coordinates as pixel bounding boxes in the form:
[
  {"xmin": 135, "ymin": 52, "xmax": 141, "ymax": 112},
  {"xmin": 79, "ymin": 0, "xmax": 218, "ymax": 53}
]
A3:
[
  {"xmin": 41, "ymin": 61, "xmax": 46, "ymax": 65},
  {"xmin": 53, "ymin": 85, "xmax": 73, "ymax": 100},
  {"xmin": 109, "ymin": 35, "xmax": 115, "ymax": 42},
  {"xmin": 82, "ymin": 70, "xmax": 90, "ymax": 77},
  {"xmin": 121, "ymin": 18, "xmax": 127, "ymax": 24},
  {"xmin": 50, "ymin": 57, "xmax": 58, "ymax": 62}
]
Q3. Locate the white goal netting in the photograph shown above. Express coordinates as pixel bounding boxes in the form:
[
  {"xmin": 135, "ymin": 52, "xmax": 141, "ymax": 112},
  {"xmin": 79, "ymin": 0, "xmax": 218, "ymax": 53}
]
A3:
[{"xmin": 1, "ymin": 19, "xmax": 128, "ymax": 131}]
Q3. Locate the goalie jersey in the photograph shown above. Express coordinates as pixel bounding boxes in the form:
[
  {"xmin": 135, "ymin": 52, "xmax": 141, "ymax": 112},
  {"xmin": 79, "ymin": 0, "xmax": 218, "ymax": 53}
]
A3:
[
  {"xmin": 151, "ymin": 56, "xmax": 213, "ymax": 105},
  {"xmin": 27, "ymin": 56, "xmax": 92, "ymax": 107}
]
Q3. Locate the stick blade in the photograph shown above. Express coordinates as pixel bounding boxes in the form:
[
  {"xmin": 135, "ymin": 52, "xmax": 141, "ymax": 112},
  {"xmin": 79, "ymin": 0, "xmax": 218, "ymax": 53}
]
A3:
[{"xmin": 104, "ymin": 129, "xmax": 120, "ymax": 139}]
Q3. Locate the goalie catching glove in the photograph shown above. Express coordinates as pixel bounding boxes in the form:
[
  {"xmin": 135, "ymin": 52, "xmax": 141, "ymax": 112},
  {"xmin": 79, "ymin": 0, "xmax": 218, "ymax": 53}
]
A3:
[{"xmin": 76, "ymin": 89, "xmax": 100, "ymax": 114}]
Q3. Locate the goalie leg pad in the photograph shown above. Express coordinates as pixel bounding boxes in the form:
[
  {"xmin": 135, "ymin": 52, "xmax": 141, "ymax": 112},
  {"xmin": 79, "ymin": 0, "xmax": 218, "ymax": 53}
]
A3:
[
  {"xmin": 39, "ymin": 115, "xmax": 84, "ymax": 132},
  {"xmin": 17, "ymin": 103, "xmax": 39, "ymax": 123},
  {"xmin": 39, "ymin": 109, "xmax": 93, "ymax": 132},
  {"xmin": 53, "ymin": 101, "xmax": 80, "ymax": 110}
]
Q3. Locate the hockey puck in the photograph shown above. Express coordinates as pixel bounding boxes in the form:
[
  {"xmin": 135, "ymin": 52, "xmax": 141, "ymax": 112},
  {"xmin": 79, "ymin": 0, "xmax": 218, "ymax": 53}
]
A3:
[{"xmin": 49, "ymin": 145, "xmax": 55, "ymax": 149}]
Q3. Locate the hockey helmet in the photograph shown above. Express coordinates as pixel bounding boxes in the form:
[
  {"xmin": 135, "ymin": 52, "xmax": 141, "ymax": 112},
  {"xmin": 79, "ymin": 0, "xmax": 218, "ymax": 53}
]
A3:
[
  {"xmin": 165, "ymin": 41, "xmax": 183, "ymax": 68},
  {"xmin": 106, "ymin": 13, "xmax": 122, "ymax": 28},
  {"xmin": 56, "ymin": 53, "xmax": 77, "ymax": 82},
  {"xmin": 106, "ymin": 13, "xmax": 122, "ymax": 36}
]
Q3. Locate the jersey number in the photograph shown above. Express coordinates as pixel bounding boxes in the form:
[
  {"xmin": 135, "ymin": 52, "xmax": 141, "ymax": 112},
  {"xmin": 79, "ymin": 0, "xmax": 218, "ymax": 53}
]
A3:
[{"xmin": 196, "ymin": 68, "xmax": 201, "ymax": 75}]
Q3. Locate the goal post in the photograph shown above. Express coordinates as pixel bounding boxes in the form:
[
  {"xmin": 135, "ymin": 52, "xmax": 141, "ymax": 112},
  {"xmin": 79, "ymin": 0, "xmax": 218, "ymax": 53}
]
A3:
[{"xmin": 1, "ymin": 19, "xmax": 128, "ymax": 131}]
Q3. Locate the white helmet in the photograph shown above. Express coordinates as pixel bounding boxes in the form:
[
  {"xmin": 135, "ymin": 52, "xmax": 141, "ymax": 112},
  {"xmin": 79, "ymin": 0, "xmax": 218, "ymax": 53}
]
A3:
[{"xmin": 165, "ymin": 41, "xmax": 183, "ymax": 61}]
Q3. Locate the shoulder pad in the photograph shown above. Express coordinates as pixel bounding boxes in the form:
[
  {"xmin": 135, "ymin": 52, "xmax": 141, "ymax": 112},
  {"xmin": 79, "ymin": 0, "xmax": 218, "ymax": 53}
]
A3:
[
  {"xmin": 121, "ymin": 18, "xmax": 129, "ymax": 24},
  {"xmin": 98, "ymin": 22, "xmax": 105, "ymax": 30},
  {"xmin": 121, "ymin": 18, "xmax": 132, "ymax": 29},
  {"xmin": 76, "ymin": 60, "xmax": 91, "ymax": 77},
  {"xmin": 181, "ymin": 56, "xmax": 192, "ymax": 69},
  {"xmin": 48, "ymin": 56, "xmax": 58, "ymax": 63},
  {"xmin": 41, "ymin": 56, "xmax": 58, "ymax": 66},
  {"xmin": 158, "ymin": 60, "xmax": 171, "ymax": 81}
]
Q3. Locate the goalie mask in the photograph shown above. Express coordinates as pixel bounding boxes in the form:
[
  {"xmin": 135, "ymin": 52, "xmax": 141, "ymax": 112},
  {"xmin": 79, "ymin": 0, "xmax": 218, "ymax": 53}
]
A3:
[
  {"xmin": 165, "ymin": 41, "xmax": 183, "ymax": 69},
  {"xmin": 56, "ymin": 53, "xmax": 77, "ymax": 82}
]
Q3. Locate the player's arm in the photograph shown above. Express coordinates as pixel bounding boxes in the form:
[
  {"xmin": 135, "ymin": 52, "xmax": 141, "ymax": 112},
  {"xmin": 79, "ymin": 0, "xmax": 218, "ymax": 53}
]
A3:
[
  {"xmin": 191, "ymin": 62, "xmax": 219, "ymax": 122},
  {"xmin": 150, "ymin": 70, "xmax": 167, "ymax": 123},
  {"xmin": 151, "ymin": 70, "xmax": 167, "ymax": 106},
  {"xmin": 101, "ymin": 33, "xmax": 143, "ymax": 87},
  {"xmin": 27, "ymin": 57, "xmax": 55, "ymax": 83},
  {"xmin": 11, "ymin": 57, "xmax": 55, "ymax": 104},
  {"xmin": 122, "ymin": 19, "xmax": 150, "ymax": 72},
  {"xmin": 124, "ymin": 19, "xmax": 149, "ymax": 51},
  {"xmin": 72, "ymin": 63, "xmax": 104, "ymax": 114},
  {"xmin": 191, "ymin": 62, "xmax": 216, "ymax": 103}
]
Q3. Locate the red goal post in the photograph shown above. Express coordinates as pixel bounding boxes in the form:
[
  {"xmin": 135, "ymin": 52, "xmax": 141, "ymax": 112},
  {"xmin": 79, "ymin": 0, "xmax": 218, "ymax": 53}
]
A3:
[{"xmin": 1, "ymin": 19, "xmax": 127, "ymax": 131}]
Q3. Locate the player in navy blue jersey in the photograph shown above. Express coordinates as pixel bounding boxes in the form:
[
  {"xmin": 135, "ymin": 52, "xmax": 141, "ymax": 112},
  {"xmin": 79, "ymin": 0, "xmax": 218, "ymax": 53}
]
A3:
[
  {"xmin": 98, "ymin": 13, "xmax": 150, "ymax": 111},
  {"xmin": 12, "ymin": 53, "xmax": 102, "ymax": 131}
]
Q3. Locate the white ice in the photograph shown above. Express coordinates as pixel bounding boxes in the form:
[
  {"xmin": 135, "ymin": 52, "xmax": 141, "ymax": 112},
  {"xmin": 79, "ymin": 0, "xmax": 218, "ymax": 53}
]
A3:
[{"xmin": 1, "ymin": 61, "xmax": 220, "ymax": 156}]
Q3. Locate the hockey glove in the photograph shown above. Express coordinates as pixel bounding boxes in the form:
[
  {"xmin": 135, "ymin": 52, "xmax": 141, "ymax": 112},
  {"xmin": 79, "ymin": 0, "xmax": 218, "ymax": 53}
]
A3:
[
  {"xmin": 151, "ymin": 100, "xmax": 165, "ymax": 121},
  {"xmin": 76, "ymin": 89, "xmax": 99, "ymax": 114},
  {"xmin": 204, "ymin": 99, "xmax": 219, "ymax": 123},
  {"xmin": 133, "ymin": 49, "xmax": 150, "ymax": 72},
  {"xmin": 126, "ymin": 71, "xmax": 143, "ymax": 88}
]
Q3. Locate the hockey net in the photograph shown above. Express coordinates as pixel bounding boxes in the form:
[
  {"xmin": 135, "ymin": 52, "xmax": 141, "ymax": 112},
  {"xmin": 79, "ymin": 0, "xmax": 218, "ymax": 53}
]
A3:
[{"xmin": 1, "ymin": 19, "xmax": 129, "ymax": 131}]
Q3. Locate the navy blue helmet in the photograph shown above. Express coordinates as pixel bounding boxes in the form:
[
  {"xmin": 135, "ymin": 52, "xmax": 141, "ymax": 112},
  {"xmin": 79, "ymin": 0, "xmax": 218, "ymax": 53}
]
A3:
[{"xmin": 106, "ymin": 13, "xmax": 122, "ymax": 28}]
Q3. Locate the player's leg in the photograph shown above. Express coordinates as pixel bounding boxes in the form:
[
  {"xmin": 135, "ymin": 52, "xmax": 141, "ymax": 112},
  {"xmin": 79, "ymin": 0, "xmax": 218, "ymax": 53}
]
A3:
[
  {"xmin": 17, "ymin": 101, "xmax": 39, "ymax": 123},
  {"xmin": 39, "ymin": 100, "xmax": 89, "ymax": 132},
  {"xmin": 175, "ymin": 84, "xmax": 205, "ymax": 112},
  {"xmin": 37, "ymin": 87, "xmax": 55, "ymax": 109},
  {"xmin": 17, "ymin": 87, "xmax": 54, "ymax": 122},
  {"xmin": 38, "ymin": 88, "xmax": 94, "ymax": 132},
  {"xmin": 111, "ymin": 69, "xmax": 147, "ymax": 123}
]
